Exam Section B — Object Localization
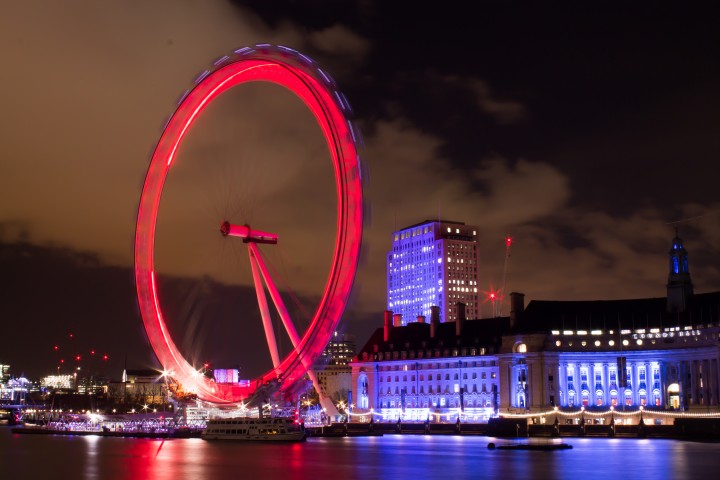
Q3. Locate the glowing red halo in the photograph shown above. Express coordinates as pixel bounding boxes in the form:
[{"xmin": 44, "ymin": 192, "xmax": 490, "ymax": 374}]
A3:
[{"xmin": 134, "ymin": 45, "xmax": 363, "ymax": 404}]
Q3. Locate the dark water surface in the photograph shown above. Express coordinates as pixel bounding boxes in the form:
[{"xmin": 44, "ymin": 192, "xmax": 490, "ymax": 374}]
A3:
[{"xmin": 2, "ymin": 427, "xmax": 719, "ymax": 479}]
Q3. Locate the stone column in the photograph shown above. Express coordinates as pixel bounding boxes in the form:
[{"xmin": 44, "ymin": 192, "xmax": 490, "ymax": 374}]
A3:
[
  {"xmin": 658, "ymin": 362, "xmax": 665, "ymax": 407},
  {"xmin": 553, "ymin": 362, "xmax": 562, "ymax": 406},
  {"xmin": 645, "ymin": 361, "xmax": 651, "ymax": 406},
  {"xmin": 527, "ymin": 362, "xmax": 533, "ymax": 409},
  {"xmin": 630, "ymin": 361, "xmax": 640, "ymax": 405},
  {"xmin": 711, "ymin": 358, "xmax": 719, "ymax": 406},
  {"xmin": 603, "ymin": 363, "xmax": 610, "ymax": 406},
  {"xmin": 704, "ymin": 358, "xmax": 712, "ymax": 406},
  {"xmin": 692, "ymin": 360, "xmax": 700, "ymax": 406},
  {"xmin": 681, "ymin": 360, "xmax": 690, "ymax": 408}
]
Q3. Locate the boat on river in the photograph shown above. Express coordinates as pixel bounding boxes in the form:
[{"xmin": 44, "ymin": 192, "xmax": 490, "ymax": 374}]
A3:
[
  {"xmin": 487, "ymin": 441, "xmax": 572, "ymax": 451},
  {"xmin": 201, "ymin": 416, "xmax": 306, "ymax": 442}
]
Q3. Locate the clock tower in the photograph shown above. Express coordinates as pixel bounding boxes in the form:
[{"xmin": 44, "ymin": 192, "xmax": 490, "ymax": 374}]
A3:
[{"xmin": 666, "ymin": 228, "xmax": 693, "ymax": 313}]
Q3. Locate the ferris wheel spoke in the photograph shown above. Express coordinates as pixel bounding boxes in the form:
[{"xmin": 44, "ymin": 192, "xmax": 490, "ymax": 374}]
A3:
[
  {"xmin": 249, "ymin": 242, "xmax": 325, "ymax": 394},
  {"xmin": 248, "ymin": 246, "xmax": 281, "ymax": 370},
  {"xmin": 247, "ymin": 243, "xmax": 301, "ymax": 348}
]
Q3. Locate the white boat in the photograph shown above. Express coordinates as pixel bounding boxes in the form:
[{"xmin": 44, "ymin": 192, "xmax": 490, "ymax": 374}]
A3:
[{"xmin": 201, "ymin": 416, "xmax": 306, "ymax": 442}]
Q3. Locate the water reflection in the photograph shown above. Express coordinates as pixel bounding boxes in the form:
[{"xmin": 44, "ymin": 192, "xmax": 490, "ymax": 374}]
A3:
[
  {"xmin": 81, "ymin": 435, "xmax": 100, "ymax": 479},
  {"xmin": 3, "ymin": 428, "xmax": 719, "ymax": 479}
]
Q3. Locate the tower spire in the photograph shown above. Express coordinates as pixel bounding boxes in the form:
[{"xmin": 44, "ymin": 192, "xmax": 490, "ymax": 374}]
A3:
[{"xmin": 666, "ymin": 228, "xmax": 693, "ymax": 313}]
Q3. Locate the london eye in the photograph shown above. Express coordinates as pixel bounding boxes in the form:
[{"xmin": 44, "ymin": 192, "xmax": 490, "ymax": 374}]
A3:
[{"xmin": 134, "ymin": 44, "xmax": 363, "ymax": 405}]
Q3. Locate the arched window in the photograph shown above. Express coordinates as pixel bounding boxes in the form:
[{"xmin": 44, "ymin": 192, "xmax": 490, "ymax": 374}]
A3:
[
  {"xmin": 357, "ymin": 373, "xmax": 369, "ymax": 409},
  {"xmin": 653, "ymin": 389, "xmax": 661, "ymax": 406},
  {"xmin": 581, "ymin": 390, "xmax": 590, "ymax": 407},
  {"xmin": 610, "ymin": 389, "xmax": 618, "ymax": 406}
]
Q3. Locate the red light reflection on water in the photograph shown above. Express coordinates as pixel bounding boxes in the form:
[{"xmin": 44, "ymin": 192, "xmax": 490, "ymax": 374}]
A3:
[{"xmin": 2, "ymin": 434, "xmax": 718, "ymax": 479}]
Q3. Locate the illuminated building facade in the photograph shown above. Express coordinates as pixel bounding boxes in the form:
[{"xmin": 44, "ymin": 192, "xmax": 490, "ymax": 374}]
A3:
[
  {"xmin": 501, "ymin": 290, "xmax": 720, "ymax": 413},
  {"xmin": 501, "ymin": 232, "xmax": 717, "ymax": 413},
  {"xmin": 1, "ymin": 365, "xmax": 30, "ymax": 404},
  {"xmin": 352, "ymin": 232, "xmax": 720, "ymax": 421},
  {"xmin": 351, "ymin": 308, "xmax": 503, "ymax": 420},
  {"xmin": 387, "ymin": 220, "xmax": 480, "ymax": 325}
]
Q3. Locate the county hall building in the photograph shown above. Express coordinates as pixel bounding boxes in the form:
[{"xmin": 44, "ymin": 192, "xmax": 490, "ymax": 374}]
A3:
[{"xmin": 350, "ymin": 229, "xmax": 720, "ymax": 421}]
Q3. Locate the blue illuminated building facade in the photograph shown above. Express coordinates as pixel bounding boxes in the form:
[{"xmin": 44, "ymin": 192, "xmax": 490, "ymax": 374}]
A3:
[
  {"xmin": 501, "ymin": 291, "xmax": 720, "ymax": 413},
  {"xmin": 351, "ymin": 308, "xmax": 503, "ymax": 421},
  {"xmin": 352, "ymin": 231, "xmax": 720, "ymax": 422},
  {"xmin": 387, "ymin": 220, "xmax": 480, "ymax": 325}
]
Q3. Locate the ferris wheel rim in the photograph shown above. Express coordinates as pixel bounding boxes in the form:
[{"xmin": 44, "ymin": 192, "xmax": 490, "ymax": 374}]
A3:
[{"xmin": 134, "ymin": 45, "xmax": 363, "ymax": 404}]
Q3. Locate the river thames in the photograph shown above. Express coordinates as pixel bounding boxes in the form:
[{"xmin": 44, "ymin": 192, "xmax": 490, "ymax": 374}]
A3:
[{"xmin": 2, "ymin": 427, "xmax": 719, "ymax": 479}]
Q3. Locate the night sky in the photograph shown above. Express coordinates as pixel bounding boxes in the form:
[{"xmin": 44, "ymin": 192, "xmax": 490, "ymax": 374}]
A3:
[{"xmin": 1, "ymin": 1, "xmax": 719, "ymax": 380}]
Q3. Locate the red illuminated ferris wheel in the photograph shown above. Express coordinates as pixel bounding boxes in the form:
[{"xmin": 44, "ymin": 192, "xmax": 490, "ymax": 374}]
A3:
[{"xmin": 134, "ymin": 44, "xmax": 363, "ymax": 404}]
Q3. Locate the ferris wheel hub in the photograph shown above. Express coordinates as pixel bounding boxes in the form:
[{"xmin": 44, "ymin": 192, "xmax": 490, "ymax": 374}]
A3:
[{"xmin": 220, "ymin": 221, "xmax": 278, "ymax": 244}]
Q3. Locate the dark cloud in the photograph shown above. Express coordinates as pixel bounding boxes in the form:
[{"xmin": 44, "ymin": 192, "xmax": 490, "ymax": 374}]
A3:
[
  {"xmin": 0, "ymin": 236, "xmax": 155, "ymax": 379},
  {"xmin": 1, "ymin": 1, "xmax": 719, "ymax": 379}
]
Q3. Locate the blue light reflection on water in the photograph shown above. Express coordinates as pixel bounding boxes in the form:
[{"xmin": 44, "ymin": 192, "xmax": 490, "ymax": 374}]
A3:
[{"xmin": 3, "ymin": 427, "xmax": 720, "ymax": 480}]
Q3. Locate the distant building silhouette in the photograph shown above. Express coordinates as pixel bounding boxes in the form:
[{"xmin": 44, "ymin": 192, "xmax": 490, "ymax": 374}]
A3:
[{"xmin": 314, "ymin": 332, "xmax": 356, "ymax": 403}]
